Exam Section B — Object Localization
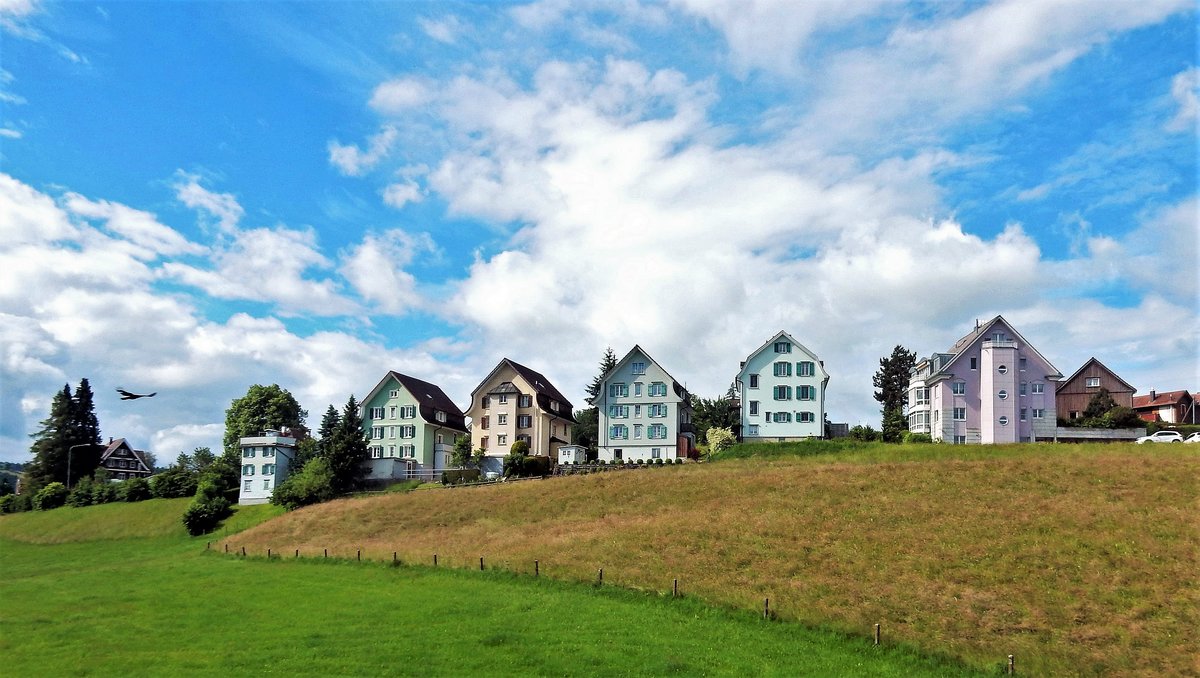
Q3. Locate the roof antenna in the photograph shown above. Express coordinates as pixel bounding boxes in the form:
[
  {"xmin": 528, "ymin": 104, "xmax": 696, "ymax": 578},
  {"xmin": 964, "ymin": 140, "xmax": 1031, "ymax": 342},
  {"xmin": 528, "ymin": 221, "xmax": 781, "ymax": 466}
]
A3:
[{"xmin": 975, "ymin": 318, "xmax": 980, "ymax": 330}]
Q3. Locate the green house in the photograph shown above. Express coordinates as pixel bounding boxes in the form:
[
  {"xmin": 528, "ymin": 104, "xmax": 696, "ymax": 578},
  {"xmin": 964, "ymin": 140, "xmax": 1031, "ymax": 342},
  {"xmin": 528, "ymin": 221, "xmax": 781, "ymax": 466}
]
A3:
[{"xmin": 359, "ymin": 372, "xmax": 468, "ymax": 480}]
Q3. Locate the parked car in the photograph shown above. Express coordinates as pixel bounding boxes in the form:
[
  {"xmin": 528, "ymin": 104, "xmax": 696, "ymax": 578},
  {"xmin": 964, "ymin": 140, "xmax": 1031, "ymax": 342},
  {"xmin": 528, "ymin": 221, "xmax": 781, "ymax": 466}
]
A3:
[
  {"xmin": 1135, "ymin": 430, "xmax": 1184, "ymax": 444},
  {"xmin": 1184, "ymin": 432, "xmax": 1200, "ymax": 444}
]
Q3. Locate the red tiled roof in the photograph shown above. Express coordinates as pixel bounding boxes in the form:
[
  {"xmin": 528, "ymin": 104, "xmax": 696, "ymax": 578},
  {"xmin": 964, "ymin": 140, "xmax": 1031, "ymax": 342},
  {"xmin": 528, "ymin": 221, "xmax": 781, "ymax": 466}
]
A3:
[{"xmin": 1131, "ymin": 389, "xmax": 1192, "ymax": 408}]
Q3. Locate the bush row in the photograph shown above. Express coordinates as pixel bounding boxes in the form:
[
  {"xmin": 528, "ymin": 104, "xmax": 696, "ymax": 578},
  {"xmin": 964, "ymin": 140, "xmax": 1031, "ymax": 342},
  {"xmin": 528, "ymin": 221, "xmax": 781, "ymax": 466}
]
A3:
[{"xmin": 442, "ymin": 468, "xmax": 482, "ymax": 485}]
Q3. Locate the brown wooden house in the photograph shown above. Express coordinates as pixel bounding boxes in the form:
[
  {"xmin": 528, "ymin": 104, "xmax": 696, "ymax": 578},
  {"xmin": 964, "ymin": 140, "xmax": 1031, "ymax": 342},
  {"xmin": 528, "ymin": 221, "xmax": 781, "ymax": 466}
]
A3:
[
  {"xmin": 1132, "ymin": 389, "xmax": 1196, "ymax": 424},
  {"xmin": 99, "ymin": 438, "xmax": 153, "ymax": 481},
  {"xmin": 1055, "ymin": 357, "xmax": 1135, "ymax": 420}
]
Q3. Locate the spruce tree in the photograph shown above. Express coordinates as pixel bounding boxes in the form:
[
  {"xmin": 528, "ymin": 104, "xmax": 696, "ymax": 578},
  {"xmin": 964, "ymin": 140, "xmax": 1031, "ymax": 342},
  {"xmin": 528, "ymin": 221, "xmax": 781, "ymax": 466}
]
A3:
[
  {"xmin": 26, "ymin": 384, "xmax": 76, "ymax": 490},
  {"xmin": 873, "ymin": 345, "xmax": 916, "ymax": 441},
  {"xmin": 317, "ymin": 404, "xmax": 339, "ymax": 456},
  {"xmin": 70, "ymin": 378, "xmax": 103, "ymax": 478},
  {"xmin": 585, "ymin": 347, "xmax": 618, "ymax": 405},
  {"xmin": 325, "ymin": 395, "xmax": 368, "ymax": 495}
]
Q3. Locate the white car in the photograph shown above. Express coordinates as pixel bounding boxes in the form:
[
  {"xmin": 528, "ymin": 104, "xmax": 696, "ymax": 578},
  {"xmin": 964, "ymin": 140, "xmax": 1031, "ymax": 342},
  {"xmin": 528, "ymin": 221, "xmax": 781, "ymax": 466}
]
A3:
[
  {"xmin": 1135, "ymin": 430, "xmax": 1183, "ymax": 444},
  {"xmin": 1184, "ymin": 432, "xmax": 1200, "ymax": 444}
]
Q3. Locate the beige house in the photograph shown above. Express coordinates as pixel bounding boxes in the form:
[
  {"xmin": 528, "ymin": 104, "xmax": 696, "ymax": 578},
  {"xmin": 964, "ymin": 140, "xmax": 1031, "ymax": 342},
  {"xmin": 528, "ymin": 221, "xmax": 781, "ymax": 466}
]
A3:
[{"xmin": 467, "ymin": 358, "xmax": 575, "ymax": 475}]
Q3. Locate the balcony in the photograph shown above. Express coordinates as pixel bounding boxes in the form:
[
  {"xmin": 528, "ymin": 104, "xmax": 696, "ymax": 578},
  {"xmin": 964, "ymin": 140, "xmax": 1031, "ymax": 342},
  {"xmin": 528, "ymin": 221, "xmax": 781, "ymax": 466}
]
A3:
[{"xmin": 982, "ymin": 340, "xmax": 1018, "ymax": 349}]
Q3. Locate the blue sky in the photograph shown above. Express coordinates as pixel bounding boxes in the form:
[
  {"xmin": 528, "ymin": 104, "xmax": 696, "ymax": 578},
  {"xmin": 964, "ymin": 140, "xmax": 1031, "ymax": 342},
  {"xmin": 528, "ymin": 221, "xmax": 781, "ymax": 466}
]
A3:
[{"xmin": 1, "ymin": 0, "xmax": 1196, "ymax": 463}]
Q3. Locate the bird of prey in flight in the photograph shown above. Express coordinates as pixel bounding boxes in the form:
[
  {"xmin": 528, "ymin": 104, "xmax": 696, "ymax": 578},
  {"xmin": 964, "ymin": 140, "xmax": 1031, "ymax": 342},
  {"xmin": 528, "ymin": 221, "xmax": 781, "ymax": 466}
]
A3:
[{"xmin": 116, "ymin": 388, "xmax": 157, "ymax": 400}]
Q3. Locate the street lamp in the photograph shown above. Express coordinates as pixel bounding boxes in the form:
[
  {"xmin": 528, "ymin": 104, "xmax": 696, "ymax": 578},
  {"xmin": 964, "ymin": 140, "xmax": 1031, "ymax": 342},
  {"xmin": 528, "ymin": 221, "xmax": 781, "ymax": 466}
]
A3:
[{"xmin": 67, "ymin": 443, "xmax": 96, "ymax": 489}]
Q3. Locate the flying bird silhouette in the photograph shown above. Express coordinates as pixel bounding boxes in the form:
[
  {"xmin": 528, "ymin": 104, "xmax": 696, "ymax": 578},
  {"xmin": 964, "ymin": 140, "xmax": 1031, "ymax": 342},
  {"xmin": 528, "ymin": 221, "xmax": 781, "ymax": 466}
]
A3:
[{"xmin": 116, "ymin": 388, "xmax": 157, "ymax": 400}]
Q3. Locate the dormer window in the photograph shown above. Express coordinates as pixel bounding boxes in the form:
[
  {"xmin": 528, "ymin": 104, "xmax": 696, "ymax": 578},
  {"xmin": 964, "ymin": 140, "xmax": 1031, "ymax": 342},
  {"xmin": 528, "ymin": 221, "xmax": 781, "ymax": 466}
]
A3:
[{"xmin": 435, "ymin": 411, "xmax": 446, "ymax": 423}]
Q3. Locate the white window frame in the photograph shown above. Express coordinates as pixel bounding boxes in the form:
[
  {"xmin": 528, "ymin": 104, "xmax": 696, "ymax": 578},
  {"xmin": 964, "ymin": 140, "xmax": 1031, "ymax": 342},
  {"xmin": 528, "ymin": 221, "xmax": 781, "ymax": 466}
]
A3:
[
  {"xmin": 1085, "ymin": 377, "xmax": 1101, "ymax": 388},
  {"xmin": 1032, "ymin": 383, "xmax": 1044, "ymax": 394},
  {"xmin": 631, "ymin": 362, "xmax": 647, "ymax": 375},
  {"xmin": 953, "ymin": 407, "xmax": 966, "ymax": 421}
]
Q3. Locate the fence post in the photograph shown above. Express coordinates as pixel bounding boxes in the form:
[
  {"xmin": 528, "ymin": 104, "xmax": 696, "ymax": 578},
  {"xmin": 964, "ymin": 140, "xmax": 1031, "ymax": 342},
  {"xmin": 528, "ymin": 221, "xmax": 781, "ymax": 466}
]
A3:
[
  {"xmin": 393, "ymin": 552, "xmax": 397, "ymax": 563},
  {"xmin": 241, "ymin": 546, "xmax": 245, "ymax": 557},
  {"xmin": 357, "ymin": 549, "xmax": 361, "ymax": 561},
  {"xmin": 294, "ymin": 549, "xmax": 299, "ymax": 558},
  {"xmin": 598, "ymin": 568, "xmax": 603, "ymax": 585},
  {"xmin": 480, "ymin": 557, "xmax": 485, "ymax": 571},
  {"xmin": 206, "ymin": 541, "xmax": 210, "ymax": 551},
  {"xmin": 673, "ymin": 578, "xmax": 678, "ymax": 597},
  {"xmin": 874, "ymin": 623, "xmax": 881, "ymax": 646},
  {"xmin": 535, "ymin": 560, "xmax": 539, "ymax": 577},
  {"xmin": 434, "ymin": 554, "xmax": 438, "ymax": 567},
  {"xmin": 1007, "ymin": 655, "xmax": 1015, "ymax": 675},
  {"xmin": 324, "ymin": 548, "xmax": 328, "ymax": 559},
  {"xmin": 763, "ymin": 598, "xmax": 769, "ymax": 619},
  {"xmin": 224, "ymin": 543, "xmax": 228, "ymax": 553},
  {"xmin": 267, "ymin": 548, "xmax": 271, "ymax": 559}
]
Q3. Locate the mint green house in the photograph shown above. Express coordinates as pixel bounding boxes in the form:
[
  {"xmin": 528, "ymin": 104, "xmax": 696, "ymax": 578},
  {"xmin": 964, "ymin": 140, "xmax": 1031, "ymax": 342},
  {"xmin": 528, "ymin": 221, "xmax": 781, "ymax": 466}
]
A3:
[{"xmin": 359, "ymin": 371, "xmax": 468, "ymax": 481}]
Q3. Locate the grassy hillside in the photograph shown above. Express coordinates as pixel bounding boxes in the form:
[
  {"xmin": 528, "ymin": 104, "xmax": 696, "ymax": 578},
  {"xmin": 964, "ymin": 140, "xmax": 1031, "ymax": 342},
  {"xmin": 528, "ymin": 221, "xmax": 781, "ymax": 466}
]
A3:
[
  {"xmin": 0, "ymin": 506, "xmax": 970, "ymax": 676},
  {"xmin": 225, "ymin": 442, "xmax": 1199, "ymax": 676},
  {"xmin": 0, "ymin": 497, "xmax": 282, "ymax": 543}
]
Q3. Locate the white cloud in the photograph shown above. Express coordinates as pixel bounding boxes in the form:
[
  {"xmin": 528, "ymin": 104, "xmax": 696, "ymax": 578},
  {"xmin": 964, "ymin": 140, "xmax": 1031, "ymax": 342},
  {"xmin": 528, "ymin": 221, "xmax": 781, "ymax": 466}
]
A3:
[
  {"xmin": 418, "ymin": 15, "xmax": 462, "ymax": 44},
  {"xmin": 173, "ymin": 172, "xmax": 244, "ymax": 233},
  {"xmin": 381, "ymin": 181, "xmax": 423, "ymax": 209},
  {"xmin": 327, "ymin": 125, "xmax": 398, "ymax": 176},
  {"xmin": 0, "ymin": 0, "xmax": 37, "ymax": 18},
  {"xmin": 339, "ymin": 229, "xmax": 433, "ymax": 315},
  {"xmin": 64, "ymin": 193, "xmax": 204, "ymax": 258},
  {"xmin": 1166, "ymin": 66, "xmax": 1199, "ymax": 132},
  {"xmin": 0, "ymin": 172, "xmax": 75, "ymax": 244},
  {"xmin": 369, "ymin": 78, "xmax": 432, "ymax": 114}
]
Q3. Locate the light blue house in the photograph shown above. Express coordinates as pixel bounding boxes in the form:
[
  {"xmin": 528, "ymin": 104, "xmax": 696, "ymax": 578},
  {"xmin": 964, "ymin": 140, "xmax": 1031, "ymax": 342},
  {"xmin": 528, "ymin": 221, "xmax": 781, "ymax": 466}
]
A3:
[
  {"xmin": 736, "ymin": 331, "xmax": 830, "ymax": 440},
  {"xmin": 597, "ymin": 345, "xmax": 696, "ymax": 462}
]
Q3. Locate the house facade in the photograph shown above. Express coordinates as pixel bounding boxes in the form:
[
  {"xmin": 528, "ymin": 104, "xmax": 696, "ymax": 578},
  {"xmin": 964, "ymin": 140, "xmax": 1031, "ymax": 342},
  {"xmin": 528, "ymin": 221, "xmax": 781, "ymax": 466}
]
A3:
[
  {"xmin": 907, "ymin": 316, "xmax": 1062, "ymax": 444},
  {"xmin": 1056, "ymin": 357, "xmax": 1135, "ymax": 420},
  {"xmin": 1132, "ymin": 389, "xmax": 1196, "ymax": 424},
  {"xmin": 596, "ymin": 345, "xmax": 696, "ymax": 462},
  {"xmin": 99, "ymin": 438, "xmax": 153, "ymax": 481},
  {"xmin": 360, "ymin": 372, "xmax": 469, "ymax": 480},
  {"xmin": 466, "ymin": 359, "xmax": 575, "ymax": 474},
  {"xmin": 238, "ymin": 430, "xmax": 297, "ymax": 505},
  {"xmin": 736, "ymin": 331, "xmax": 829, "ymax": 441}
]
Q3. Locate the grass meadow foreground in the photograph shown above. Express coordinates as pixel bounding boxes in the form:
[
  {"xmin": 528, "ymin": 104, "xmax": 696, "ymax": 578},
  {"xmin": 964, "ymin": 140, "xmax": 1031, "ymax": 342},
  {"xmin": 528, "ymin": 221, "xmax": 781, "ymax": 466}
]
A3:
[
  {"xmin": 0, "ymin": 497, "xmax": 975, "ymax": 676},
  {"xmin": 225, "ymin": 442, "xmax": 1199, "ymax": 677}
]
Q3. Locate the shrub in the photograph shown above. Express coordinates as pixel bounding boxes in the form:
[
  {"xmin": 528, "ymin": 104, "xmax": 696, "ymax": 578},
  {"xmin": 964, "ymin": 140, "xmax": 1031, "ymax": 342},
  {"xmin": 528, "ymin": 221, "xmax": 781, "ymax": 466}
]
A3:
[
  {"xmin": 92, "ymin": 482, "xmax": 119, "ymax": 504},
  {"xmin": 442, "ymin": 468, "xmax": 482, "ymax": 486},
  {"xmin": 0, "ymin": 494, "xmax": 14, "ymax": 514},
  {"xmin": 848, "ymin": 424, "xmax": 880, "ymax": 441},
  {"xmin": 33, "ymin": 482, "xmax": 69, "ymax": 511},
  {"xmin": 67, "ymin": 478, "xmax": 95, "ymax": 507},
  {"xmin": 182, "ymin": 496, "xmax": 231, "ymax": 536},
  {"xmin": 271, "ymin": 457, "xmax": 335, "ymax": 511},
  {"xmin": 705, "ymin": 427, "xmax": 736, "ymax": 455},
  {"xmin": 122, "ymin": 477, "xmax": 152, "ymax": 502},
  {"xmin": 656, "ymin": 458, "xmax": 664, "ymax": 465},
  {"xmin": 151, "ymin": 468, "xmax": 197, "ymax": 498},
  {"xmin": 905, "ymin": 433, "xmax": 933, "ymax": 444},
  {"xmin": 510, "ymin": 440, "xmax": 531, "ymax": 456}
]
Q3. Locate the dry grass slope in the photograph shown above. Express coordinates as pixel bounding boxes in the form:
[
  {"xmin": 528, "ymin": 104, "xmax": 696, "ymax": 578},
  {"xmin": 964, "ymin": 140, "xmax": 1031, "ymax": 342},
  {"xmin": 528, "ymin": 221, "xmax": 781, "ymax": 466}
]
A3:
[{"xmin": 225, "ymin": 444, "xmax": 1199, "ymax": 676}]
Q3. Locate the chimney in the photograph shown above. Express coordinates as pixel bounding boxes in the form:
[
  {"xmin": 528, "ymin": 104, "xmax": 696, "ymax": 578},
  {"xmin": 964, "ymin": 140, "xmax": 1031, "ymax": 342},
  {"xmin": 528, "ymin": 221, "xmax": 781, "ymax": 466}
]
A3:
[
  {"xmin": 108, "ymin": 436, "xmax": 113, "ymax": 443},
  {"xmin": 1149, "ymin": 388, "xmax": 1156, "ymax": 400},
  {"xmin": 975, "ymin": 318, "xmax": 980, "ymax": 330}
]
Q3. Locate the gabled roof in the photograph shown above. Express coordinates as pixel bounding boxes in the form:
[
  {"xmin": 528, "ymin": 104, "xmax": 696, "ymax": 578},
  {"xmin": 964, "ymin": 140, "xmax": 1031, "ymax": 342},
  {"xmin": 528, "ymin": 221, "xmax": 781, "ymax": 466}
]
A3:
[
  {"xmin": 936, "ymin": 315, "xmax": 1062, "ymax": 380},
  {"xmin": 604, "ymin": 344, "xmax": 692, "ymax": 403},
  {"xmin": 471, "ymin": 358, "xmax": 575, "ymax": 421},
  {"xmin": 736, "ymin": 330, "xmax": 829, "ymax": 384},
  {"xmin": 1132, "ymin": 389, "xmax": 1193, "ymax": 409},
  {"xmin": 1056, "ymin": 357, "xmax": 1136, "ymax": 393},
  {"xmin": 99, "ymin": 438, "xmax": 152, "ymax": 473},
  {"xmin": 362, "ymin": 371, "xmax": 468, "ymax": 432}
]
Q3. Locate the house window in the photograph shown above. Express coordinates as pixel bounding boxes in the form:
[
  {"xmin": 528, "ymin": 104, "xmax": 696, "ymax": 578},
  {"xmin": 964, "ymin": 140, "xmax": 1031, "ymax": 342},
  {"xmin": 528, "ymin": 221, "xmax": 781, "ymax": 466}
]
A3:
[
  {"xmin": 242, "ymin": 464, "xmax": 254, "ymax": 476},
  {"xmin": 998, "ymin": 416, "xmax": 1009, "ymax": 426},
  {"xmin": 498, "ymin": 434, "xmax": 507, "ymax": 446},
  {"xmin": 403, "ymin": 405, "xmax": 417, "ymax": 419},
  {"xmin": 1033, "ymin": 409, "xmax": 1045, "ymax": 419},
  {"xmin": 773, "ymin": 385, "xmax": 792, "ymax": 400},
  {"xmin": 609, "ymin": 383, "xmax": 629, "ymax": 398},
  {"xmin": 389, "ymin": 389, "xmax": 399, "ymax": 398},
  {"xmin": 953, "ymin": 435, "xmax": 966, "ymax": 445},
  {"xmin": 797, "ymin": 361, "xmax": 815, "ymax": 377},
  {"xmin": 402, "ymin": 445, "xmax": 416, "ymax": 458},
  {"xmin": 613, "ymin": 449, "xmax": 623, "ymax": 461},
  {"xmin": 243, "ymin": 480, "xmax": 252, "ymax": 491},
  {"xmin": 1020, "ymin": 408, "xmax": 1027, "ymax": 421},
  {"xmin": 517, "ymin": 415, "xmax": 532, "ymax": 428},
  {"xmin": 799, "ymin": 411, "xmax": 815, "ymax": 423},
  {"xmin": 998, "ymin": 390, "xmax": 1008, "ymax": 400},
  {"xmin": 370, "ymin": 407, "xmax": 385, "ymax": 419},
  {"xmin": 498, "ymin": 395, "xmax": 508, "ymax": 404},
  {"xmin": 798, "ymin": 385, "xmax": 815, "ymax": 400},
  {"xmin": 970, "ymin": 357, "xmax": 977, "ymax": 370},
  {"xmin": 652, "ymin": 448, "xmax": 662, "ymax": 459},
  {"xmin": 773, "ymin": 341, "xmax": 791, "ymax": 353},
  {"xmin": 1032, "ymin": 383, "xmax": 1044, "ymax": 394},
  {"xmin": 633, "ymin": 382, "xmax": 643, "ymax": 396},
  {"xmin": 648, "ymin": 382, "xmax": 667, "ymax": 397},
  {"xmin": 1019, "ymin": 357, "xmax": 1027, "ymax": 371},
  {"xmin": 389, "ymin": 426, "xmax": 396, "ymax": 439},
  {"xmin": 634, "ymin": 405, "xmax": 641, "ymax": 418},
  {"xmin": 436, "ymin": 411, "xmax": 446, "ymax": 423},
  {"xmin": 952, "ymin": 381, "xmax": 966, "ymax": 395},
  {"xmin": 243, "ymin": 448, "xmax": 255, "ymax": 458},
  {"xmin": 773, "ymin": 362, "xmax": 792, "ymax": 377},
  {"xmin": 498, "ymin": 414, "xmax": 508, "ymax": 425},
  {"xmin": 372, "ymin": 426, "xmax": 384, "ymax": 439},
  {"xmin": 518, "ymin": 395, "xmax": 532, "ymax": 408},
  {"xmin": 1086, "ymin": 377, "xmax": 1100, "ymax": 388},
  {"xmin": 649, "ymin": 424, "xmax": 667, "ymax": 439},
  {"xmin": 953, "ymin": 407, "xmax": 966, "ymax": 421},
  {"xmin": 371, "ymin": 447, "xmax": 382, "ymax": 459},
  {"xmin": 1019, "ymin": 382, "xmax": 1027, "ymax": 396},
  {"xmin": 772, "ymin": 412, "xmax": 791, "ymax": 423},
  {"xmin": 480, "ymin": 416, "xmax": 490, "ymax": 430},
  {"xmin": 550, "ymin": 401, "xmax": 560, "ymax": 412},
  {"xmin": 263, "ymin": 479, "xmax": 271, "ymax": 490},
  {"xmin": 388, "ymin": 445, "xmax": 396, "ymax": 457},
  {"xmin": 608, "ymin": 405, "xmax": 629, "ymax": 418},
  {"xmin": 634, "ymin": 424, "xmax": 643, "ymax": 439},
  {"xmin": 481, "ymin": 437, "xmax": 489, "ymax": 450},
  {"xmin": 517, "ymin": 434, "xmax": 531, "ymax": 446},
  {"xmin": 400, "ymin": 425, "xmax": 416, "ymax": 439},
  {"xmin": 262, "ymin": 447, "xmax": 274, "ymax": 458},
  {"xmin": 748, "ymin": 374, "xmax": 759, "ymax": 388},
  {"xmin": 482, "ymin": 396, "xmax": 490, "ymax": 409},
  {"xmin": 610, "ymin": 425, "xmax": 628, "ymax": 439},
  {"xmin": 649, "ymin": 404, "xmax": 668, "ymax": 418},
  {"xmin": 998, "ymin": 365, "xmax": 1008, "ymax": 375},
  {"xmin": 749, "ymin": 401, "xmax": 759, "ymax": 415},
  {"xmin": 992, "ymin": 332, "xmax": 1004, "ymax": 342},
  {"xmin": 262, "ymin": 464, "xmax": 275, "ymax": 475},
  {"xmin": 747, "ymin": 425, "xmax": 759, "ymax": 436},
  {"xmin": 631, "ymin": 362, "xmax": 647, "ymax": 375}
]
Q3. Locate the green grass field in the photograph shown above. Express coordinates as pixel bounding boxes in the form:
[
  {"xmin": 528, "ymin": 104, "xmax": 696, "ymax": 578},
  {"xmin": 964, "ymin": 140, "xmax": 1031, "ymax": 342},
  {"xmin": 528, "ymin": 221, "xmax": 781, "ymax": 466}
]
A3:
[{"xmin": 0, "ymin": 498, "xmax": 978, "ymax": 676}]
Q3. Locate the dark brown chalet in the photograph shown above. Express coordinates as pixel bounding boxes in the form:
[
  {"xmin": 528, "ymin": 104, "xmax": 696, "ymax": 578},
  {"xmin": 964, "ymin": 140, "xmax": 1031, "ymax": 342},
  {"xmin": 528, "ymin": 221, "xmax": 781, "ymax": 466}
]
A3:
[
  {"xmin": 99, "ymin": 438, "xmax": 153, "ymax": 480},
  {"xmin": 1055, "ymin": 357, "xmax": 1135, "ymax": 420}
]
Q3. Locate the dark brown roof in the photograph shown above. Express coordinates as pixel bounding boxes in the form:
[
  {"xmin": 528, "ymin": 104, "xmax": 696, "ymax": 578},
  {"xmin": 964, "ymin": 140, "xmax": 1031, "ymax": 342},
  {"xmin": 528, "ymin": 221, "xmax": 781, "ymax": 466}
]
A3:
[
  {"xmin": 99, "ymin": 438, "xmax": 153, "ymax": 474},
  {"xmin": 390, "ymin": 372, "xmax": 468, "ymax": 432},
  {"xmin": 505, "ymin": 359, "xmax": 575, "ymax": 419}
]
